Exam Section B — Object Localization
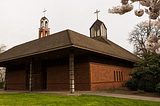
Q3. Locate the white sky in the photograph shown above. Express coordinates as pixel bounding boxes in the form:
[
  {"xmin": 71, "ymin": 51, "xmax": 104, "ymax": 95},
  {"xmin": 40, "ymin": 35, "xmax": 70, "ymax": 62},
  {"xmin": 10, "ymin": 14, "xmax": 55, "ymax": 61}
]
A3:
[{"xmin": 0, "ymin": 0, "xmax": 150, "ymax": 53}]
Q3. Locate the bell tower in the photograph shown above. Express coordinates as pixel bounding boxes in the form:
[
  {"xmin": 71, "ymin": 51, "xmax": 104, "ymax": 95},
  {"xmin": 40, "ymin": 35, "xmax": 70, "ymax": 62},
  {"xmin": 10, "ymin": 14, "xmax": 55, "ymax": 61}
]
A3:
[
  {"xmin": 90, "ymin": 10, "xmax": 107, "ymax": 38},
  {"xmin": 39, "ymin": 9, "xmax": 50, "ymax": 38}
]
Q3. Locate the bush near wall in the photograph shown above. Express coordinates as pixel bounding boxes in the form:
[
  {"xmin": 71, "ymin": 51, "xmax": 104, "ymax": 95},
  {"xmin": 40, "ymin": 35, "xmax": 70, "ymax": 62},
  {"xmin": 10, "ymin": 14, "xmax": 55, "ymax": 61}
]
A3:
[
  {"xmin": 156, "ymin": 83, "xmax": 160, "ymax": 96},
  {"xmin": 0, "ymin": 82, "xmax": 4, "ymax": 88},
  {"xmin": 125, "ymin": 78, "xmax": 157, "ymax": 92},
  {"xmin": 125, "ymin": 53, "xmax": 160, "ymax": 96},
  {"xmin": 125, "ymin": 78, "xmax": 138, "ymax": 91}
]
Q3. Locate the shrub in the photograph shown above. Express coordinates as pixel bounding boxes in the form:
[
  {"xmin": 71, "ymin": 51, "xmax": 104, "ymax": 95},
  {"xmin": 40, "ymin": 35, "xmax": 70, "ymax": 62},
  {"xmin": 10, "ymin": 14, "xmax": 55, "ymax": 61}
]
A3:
[
  {"xmin": 125, "ymin": 78, "xmax": 138, "ymax": 91},
  {"xmin": 0, "ymin": 82, "xmax": 4, "ymax": 88},
  {"xmin": 137, "ymin": 79, "xmax": 146, "ymax": 90},
  {"xmin": 145, "ymin": 81, "xmax": 156, "ymax": 92},
  {"xmin": 156, "ymin": 83, "xmax": 160, "ymax": 96}
]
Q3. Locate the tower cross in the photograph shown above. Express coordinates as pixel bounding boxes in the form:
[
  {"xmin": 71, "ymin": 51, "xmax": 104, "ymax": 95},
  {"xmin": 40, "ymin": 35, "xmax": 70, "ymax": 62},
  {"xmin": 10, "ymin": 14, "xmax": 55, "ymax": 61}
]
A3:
[
  {"xmin": 94, "ymin": 9, "xmax": 100, "ymax": 19},
  {"xmin": 43, "ymin": 9, "xmax": 47, "ymax": 16}
]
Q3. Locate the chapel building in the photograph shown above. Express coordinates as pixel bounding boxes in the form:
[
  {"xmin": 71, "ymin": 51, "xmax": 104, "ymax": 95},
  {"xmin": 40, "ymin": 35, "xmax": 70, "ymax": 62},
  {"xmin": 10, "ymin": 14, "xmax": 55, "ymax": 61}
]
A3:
[{"xmin": 0, "ymin": 14, "xmax": 140, "ymax": 92}]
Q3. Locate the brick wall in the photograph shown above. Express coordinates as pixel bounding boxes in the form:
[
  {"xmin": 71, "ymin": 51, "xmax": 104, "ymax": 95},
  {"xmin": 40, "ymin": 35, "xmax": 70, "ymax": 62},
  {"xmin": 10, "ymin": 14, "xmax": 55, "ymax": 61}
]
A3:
[
  {"xmin": 75, "ymin": 62, "xmax": 90, "ymax": 91},
  {"xmin": 7, "ymin": 70, "xmax": 26, "ymax": 90},
  {"xmin": 90, "ymin": 62, "xmax": 133, "ymax": 91},
  {"xmin": 46, "ymin": 62, "xmax": 90, "ymax": 91},
  {"xmin": 47, "ymin": 65, "xmax": 70, "ymax": 90}
]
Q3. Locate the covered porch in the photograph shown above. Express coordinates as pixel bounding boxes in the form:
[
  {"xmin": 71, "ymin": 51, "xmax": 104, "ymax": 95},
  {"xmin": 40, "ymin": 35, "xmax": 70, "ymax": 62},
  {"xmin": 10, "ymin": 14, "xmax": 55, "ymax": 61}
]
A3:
[{"xmin": 1, "ymin": 47, "xmax": 92, "ymax": 93}]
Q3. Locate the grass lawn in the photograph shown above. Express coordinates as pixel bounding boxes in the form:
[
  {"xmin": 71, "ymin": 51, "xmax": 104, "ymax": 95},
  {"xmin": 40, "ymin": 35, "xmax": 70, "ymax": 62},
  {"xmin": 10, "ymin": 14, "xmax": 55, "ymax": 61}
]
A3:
[{"xmin": 0, "ymin": 93, "xmax": 159, "ymax": 106}]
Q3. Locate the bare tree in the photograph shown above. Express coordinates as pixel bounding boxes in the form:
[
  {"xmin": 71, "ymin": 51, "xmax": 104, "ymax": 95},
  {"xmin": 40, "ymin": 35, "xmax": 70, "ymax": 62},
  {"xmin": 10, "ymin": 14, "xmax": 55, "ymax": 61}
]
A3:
[
  {"xmin": 128, "ymin": 24, "xmax": 160, "ymax": 58},
  {"xmin": 0, "ymin": 44, "xmax": 6, "ymax": 54},
  {"xmin": 0, "ymin": 68, "xmax": 5, "ymax": 82},
  {"xmin": 0, "ymin": 44, "xmax": 6, "ymax": 83}
]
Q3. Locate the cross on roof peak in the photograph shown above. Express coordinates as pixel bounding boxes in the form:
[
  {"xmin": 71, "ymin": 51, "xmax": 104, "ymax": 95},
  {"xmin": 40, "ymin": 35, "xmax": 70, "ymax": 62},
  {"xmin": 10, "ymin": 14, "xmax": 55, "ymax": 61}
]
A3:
[
  {"xmin": 94, "ymin": 9, "xmax": 100, "ymax": 20},
  {"xmin": 43, "ymin": 9, "xmax": 47, "ymax": 16}
]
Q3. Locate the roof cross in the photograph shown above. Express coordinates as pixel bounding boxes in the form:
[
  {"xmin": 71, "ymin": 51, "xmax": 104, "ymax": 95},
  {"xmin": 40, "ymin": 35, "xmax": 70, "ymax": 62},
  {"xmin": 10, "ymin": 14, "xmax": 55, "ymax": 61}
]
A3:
[
  {"xmin": 43, "ymin": 9, "xmax": 47, "ymax": 16},
  {"xmin": 94, "ymin": 9, "xmax": 100, "ymax": 19}
]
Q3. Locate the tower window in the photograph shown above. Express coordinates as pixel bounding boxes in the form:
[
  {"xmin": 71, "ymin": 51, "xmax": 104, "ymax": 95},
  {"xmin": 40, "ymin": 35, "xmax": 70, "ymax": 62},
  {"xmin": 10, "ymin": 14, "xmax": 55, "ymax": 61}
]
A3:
[
  {"xmin": 41, "ymin": 21, "xmax": 43, "ymax": 27},
  {"xmin": 96, "ymin": 25, "xmax": 100, "ymax": 36},
  {"xmin": 45, "ymin": 21, "xmax": 48, "ymax": 28},
  {"xmin": 41, "ymin": 31, "xmax": 43, "ymax": 38},
  {"xmin": 45, "ymin": 31, "xmax": 48, "ymax": 36}
]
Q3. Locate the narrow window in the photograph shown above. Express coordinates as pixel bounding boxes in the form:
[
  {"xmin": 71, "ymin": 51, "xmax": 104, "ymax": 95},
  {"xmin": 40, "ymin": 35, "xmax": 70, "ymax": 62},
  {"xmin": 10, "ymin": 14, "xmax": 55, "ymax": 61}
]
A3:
[
  {"xmin": 41, "ymin": 31, "xmax": 43, "ymax": 37},
  {"xmin": 121, "ymin": 71, "xmax": 123, "ymax": 81},
  {"xmin": 45, "ymin": 31, "xmax": 48, "ymax": 36},
  {"xmin": 116, "ymin": 71, "xmax": 118, "ymax": 81},
  {"xmin": 119, "ymin": 71, "xmax": 121, "ymax": 81},
  {"xmin": 114, "ymin": 71, "xmax": 116, "ymax": 81},
  {"xmin": 45, "ymin": 21, "xmax": 48, "ymax": 28},
  {"xmin": 41, "ymin": 21, "xmax": 43, "ymax": 27}
]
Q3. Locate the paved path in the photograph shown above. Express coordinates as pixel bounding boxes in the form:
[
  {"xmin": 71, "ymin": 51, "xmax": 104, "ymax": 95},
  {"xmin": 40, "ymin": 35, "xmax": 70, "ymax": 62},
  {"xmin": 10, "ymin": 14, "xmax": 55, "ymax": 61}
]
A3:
[
  {"xmin": 0, "ymin": 89, "xmax": 160, "ymax": 102},
  {"xmin": 81, "ymin": 91, "xmax": 160, "ymax": 102}
]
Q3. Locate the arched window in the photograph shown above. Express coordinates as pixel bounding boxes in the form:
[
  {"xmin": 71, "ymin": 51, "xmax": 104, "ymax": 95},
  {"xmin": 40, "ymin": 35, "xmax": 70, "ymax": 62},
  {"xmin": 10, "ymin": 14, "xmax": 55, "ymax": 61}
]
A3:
[
  {"xmin": 45, "ymin": 31, "xmax": 48, "ymax": 36},
  {"xmin": 41, "ymin": 21, "xmax": 43, "ymax": 27},
  {"xmin": 45, "ymin": 21, "xmax": 48, "ymax": 28},
  {"xmin": 41, "ymin": 31, "xmax": 43, "ymax": 38}
]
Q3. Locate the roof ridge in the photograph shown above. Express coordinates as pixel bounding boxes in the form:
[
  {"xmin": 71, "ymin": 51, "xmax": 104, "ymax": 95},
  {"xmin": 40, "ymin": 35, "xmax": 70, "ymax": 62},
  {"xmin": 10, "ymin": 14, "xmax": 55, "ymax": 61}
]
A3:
[
  {"xmin": 67, "ymin": 29, "xmax": 73, "ymax": 45},
  {"xmin": 106, "ymin": 39, "xmax": 140, "ymax": 60},
  {"xmin": 92, "ymin": 37, "xmax": 110, "ymax": 45},
  {"xmin": 100, "ymin": 37, "xmax": 111, "ymax": 45}
]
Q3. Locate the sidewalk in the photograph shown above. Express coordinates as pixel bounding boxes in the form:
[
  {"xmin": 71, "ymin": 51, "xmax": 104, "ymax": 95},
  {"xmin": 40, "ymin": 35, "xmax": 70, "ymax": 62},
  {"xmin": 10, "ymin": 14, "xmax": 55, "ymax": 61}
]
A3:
[
  {"xmin": 0, "ymin": 89, "xmax": 160, "ymax": 102},
  {"xmin": 81, "ymin": 91, "xmax": 160, "ymax": 102}
]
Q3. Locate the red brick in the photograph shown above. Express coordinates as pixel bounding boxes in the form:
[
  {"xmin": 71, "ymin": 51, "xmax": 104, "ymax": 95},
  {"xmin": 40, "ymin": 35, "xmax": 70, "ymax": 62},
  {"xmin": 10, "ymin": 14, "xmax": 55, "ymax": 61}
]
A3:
[
  {"xmin": 7, "ymin": 70, "xmax": 26, "ymax": 90},
  {"xmin": 90, "ymin": 62, "xmax": 133, "ymax": 91}
]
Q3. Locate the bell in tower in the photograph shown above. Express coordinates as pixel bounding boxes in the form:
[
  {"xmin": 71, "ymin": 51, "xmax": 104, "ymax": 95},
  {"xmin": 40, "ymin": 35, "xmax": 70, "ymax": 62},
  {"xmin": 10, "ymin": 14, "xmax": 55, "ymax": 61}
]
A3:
[
  {"xmin": 90, "ymin": 10, "xmax": 107, "ymax": 38},
  {"xmin": 39, "ymin": 9, "xmax": 50, "ymax": 38}
]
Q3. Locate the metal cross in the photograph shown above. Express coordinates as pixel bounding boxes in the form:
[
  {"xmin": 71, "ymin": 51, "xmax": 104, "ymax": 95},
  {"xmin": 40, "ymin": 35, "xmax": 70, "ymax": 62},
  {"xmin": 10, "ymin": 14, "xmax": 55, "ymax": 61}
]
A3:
[
  {"xmin": 94, "ymin": 9, "xmax": 100, "ymax": 19},
  {"xmin": 43, "ymin": 9, "xmax": 47, "ymax": 16}
]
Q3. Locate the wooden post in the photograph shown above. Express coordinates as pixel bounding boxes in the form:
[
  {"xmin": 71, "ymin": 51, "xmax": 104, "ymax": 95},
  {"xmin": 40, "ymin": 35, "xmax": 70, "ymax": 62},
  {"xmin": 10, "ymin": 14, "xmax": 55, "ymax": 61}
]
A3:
[
  {"xmin": 4, "ymin": 64, "xmax": 8, "ymax": 90},
  {"xmin": 69, "ymin": 50, "xmax": 75, "ymax": 93},
  {"xmin": 29, "ymin": 59, "xmax": 33, "ymax": 91}
]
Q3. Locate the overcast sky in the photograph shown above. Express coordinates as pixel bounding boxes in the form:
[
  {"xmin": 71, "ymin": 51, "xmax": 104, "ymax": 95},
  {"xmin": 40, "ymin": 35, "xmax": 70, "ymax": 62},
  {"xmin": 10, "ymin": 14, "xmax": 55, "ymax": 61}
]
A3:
[{"xmin": 0, "ymin": 0, "xmax": 150, "ymax": 53}]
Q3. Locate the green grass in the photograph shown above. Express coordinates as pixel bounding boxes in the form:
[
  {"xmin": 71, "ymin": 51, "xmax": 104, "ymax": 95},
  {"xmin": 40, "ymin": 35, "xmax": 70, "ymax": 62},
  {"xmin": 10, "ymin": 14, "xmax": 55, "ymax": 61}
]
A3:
[{"xmin": 0, "ymin": 93, "xmax": 159, "ymax": 106}]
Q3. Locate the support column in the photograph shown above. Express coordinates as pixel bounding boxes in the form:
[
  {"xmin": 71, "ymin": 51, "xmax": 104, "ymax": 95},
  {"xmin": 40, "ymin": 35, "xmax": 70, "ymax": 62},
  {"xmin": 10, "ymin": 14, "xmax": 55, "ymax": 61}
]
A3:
[
  {"xmin": 69, "ymin": 50, "xmax": 75, "ymax": 93},
  {"xmin": 4, "ymin": 64, "xmax": 8, "ymax": 90},
  {"xmin": 29, "ymin": 59, "xmax": 33, "ymax": 91}
]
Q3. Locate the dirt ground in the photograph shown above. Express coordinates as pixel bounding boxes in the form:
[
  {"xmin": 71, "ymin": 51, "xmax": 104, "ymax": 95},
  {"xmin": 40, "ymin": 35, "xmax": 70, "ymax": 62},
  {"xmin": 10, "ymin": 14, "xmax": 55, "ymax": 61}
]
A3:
[{"xmin": 99, "ymin": 87, "xmax": 160, "ymax": 98}]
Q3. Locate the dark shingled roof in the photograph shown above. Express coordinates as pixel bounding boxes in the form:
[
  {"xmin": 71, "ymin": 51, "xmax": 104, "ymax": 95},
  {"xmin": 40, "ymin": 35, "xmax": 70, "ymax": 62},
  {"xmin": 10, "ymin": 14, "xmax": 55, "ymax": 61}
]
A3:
[
  {"xmin": 90, "ymin": 19, "xmax": 107, "ymax": 30},
  {"xmin": 40, "ymin": 16, "xmax": 49, "ymax": 21},
  {"xmin": 0, "ymin": 29, "xmax": 140, "ymax": 63}
]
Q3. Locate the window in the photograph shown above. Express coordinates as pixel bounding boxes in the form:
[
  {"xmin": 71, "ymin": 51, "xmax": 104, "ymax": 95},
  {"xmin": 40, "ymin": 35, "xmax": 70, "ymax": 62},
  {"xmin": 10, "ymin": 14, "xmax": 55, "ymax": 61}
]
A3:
[
  {"xmin": 114, "ymin": 71, "xmax": 123, "ymax": 81},
  {"xmin": 96, "ymin": 25, "xmax": 100, "ymax": 36},
  {"xmin": 121, "ymin": 71, "xmax": 123, "ymax": 81},
  {"xmin": 114, "ymin": 71, "xmax": 116, "ymax": 81},
  {"xmin": 119, "ymin": 71, "xmax": 121, "ymax": 81},
  {"xmin": 90, "ymin": 24, "xmax": 100, "ymax": 37},
  {"xmin": 101, "ymin": 24, "xmax": 107, "ymax": 38},
  {"xmin": 45, "ymin": 31, "xmax": 48, "ymax": 36},
  {"xmin": 41, "ymin": 21, "xmax": 43, "ymax": 27},
  {"xmin": 116, "ymin": 71, "xmax": 118, "ymax": 81},
  {"xmin": 91, "ymin": 27, "xmax": 96, "ymax": 37},
  {"xmin": 45, "ymin": 21, "xmax": 48, "ymax": 28},
  {"xmin": 41, "ymin": 31, "xmax": 43, "ymax": 37}
]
